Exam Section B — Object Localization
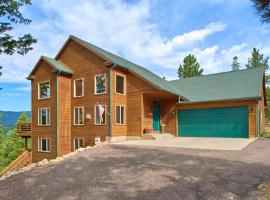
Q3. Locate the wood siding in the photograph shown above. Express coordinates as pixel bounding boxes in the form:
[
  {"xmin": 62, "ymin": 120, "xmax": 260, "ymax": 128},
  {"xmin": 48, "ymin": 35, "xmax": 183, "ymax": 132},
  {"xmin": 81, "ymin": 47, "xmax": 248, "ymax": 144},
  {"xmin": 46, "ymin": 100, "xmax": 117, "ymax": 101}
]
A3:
[
  {"xmin": 57, "ymin": 40, "xmax": 110, "ymax": 148},
  {"xmin": 58, "ymin": 74, "xmax": 72, "ymax": 156},
  {"xmin": 31, "ymin": 61, "xmax": 57, "ymax": 162}
]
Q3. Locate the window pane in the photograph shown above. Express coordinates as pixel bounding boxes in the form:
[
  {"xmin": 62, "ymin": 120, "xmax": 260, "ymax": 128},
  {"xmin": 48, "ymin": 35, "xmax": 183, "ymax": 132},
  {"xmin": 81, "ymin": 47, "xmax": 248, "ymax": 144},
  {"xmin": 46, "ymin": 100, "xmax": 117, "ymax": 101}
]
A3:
[
  {"xmin": 41, "ymin": 109, "xmax": 47, "ymax": 125},
  {"xmin": 116, "ymin": 106, "xmax": 121, "ymax": 124},
  {"xmin": 121, "ymin": 107, "xmax": 125, "ymax": 124},
  {"xmin": 42, "ymin": 139, "xmax": 47, "ymax": 151},
  {"xmin": 116, "ymin": 75, "xmax": 124, "ymax": 94},
  {"xmin": 79, "ymin": 108, "xmax": 83, "ymax": 124},
  {"xmin": 39, "ymin": 81, "xmax": 50, "ymax": 99},
  {"xmin": 47, "ymin": 139, "xmax": 50, "ymax": 151},
  {"xmin": 96, "ymin": 105, "xmax": 105, "ymax": 124},
  {"xmin": 96, "ymin": 74, "xmax": 106, "ymax": 94},
  {"xmin": 75, "ymin": 108, "xmax": 78, "ymax": 125},
  {"xmin": 79, "ymin": 139, "xmax": 84, "ymax": 148},
  {"xmin": 75, "ymin": 139, "xmax": 79, "ymax": 150},
  {"xmin": 75, "ymin": 79, "xmax": 83, "ymax": 97},
  {"xmin": 47, "ymin": 109, "xmax": 50, "ymax": 124}
]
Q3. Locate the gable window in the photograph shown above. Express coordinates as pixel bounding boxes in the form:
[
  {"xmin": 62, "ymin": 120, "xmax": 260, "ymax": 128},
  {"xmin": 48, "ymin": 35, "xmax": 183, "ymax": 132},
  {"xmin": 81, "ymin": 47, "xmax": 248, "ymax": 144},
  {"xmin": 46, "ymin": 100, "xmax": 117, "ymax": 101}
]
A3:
[
  {"xmin": 38, "ymin": 81, "xmax": 50, "ymax": 99},
  {"xmin": 95, "ymin": 74, "xmax": 106, "ymax": 94},
  {"xmin": 95, "ymin": 104, "xmax": 106, "ymax": 125},
  {"xmin": 74, "ymin": 107, "xmax": 84, "ymax": 125},
  {"xmin": 38, "ymin": 108, "xmax": 50, "ymax": 126},
  {"xmin": 74, "ymin": 79, "xmax": 84, "ymax": 97},
  {"xmin": 74, "ymin": 138, "xmax": 84, "ymax": 151},
  {"xmin": 115, "ymin": 74, "xmax": 125, "ymax": 94},
  {"xmin": 38, "ymin": 138, "xmax": 50, "ymax": 152},
  {"xmin": 116, "ymin": 105, "xmax": 125, "ymax": 125}
]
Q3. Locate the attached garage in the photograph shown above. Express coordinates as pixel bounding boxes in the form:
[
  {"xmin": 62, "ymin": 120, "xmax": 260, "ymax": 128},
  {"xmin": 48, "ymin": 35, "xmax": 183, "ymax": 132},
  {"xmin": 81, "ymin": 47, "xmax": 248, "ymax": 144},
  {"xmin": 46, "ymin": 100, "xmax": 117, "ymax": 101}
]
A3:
[{"xmin": 178, "ymin": 106, "xmax": 249, "ymax": 138}]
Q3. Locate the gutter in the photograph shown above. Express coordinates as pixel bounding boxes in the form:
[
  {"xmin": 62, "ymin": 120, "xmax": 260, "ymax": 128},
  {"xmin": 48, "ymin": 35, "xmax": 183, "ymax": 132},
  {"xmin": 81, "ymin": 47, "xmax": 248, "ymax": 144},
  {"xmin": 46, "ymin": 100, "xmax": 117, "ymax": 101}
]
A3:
[
  {"xmin": 109, "ymin": 64, "xmax": 117, "ymax": 138},
  {"xmin": 177, "ymin": 96, "xmax": 261, "ymax": 105}
]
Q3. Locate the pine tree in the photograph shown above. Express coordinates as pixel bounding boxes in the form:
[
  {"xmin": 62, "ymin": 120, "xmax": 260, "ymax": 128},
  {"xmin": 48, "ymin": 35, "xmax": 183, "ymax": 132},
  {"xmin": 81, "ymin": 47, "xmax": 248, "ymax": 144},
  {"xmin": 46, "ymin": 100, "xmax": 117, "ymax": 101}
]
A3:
[
  {"xmin": 246, "ymin": 48, "xmax": 269, "ymax": 70},
  {"xmin": 231, "ymin": 56, "xmax": 241, "ymax": 71},
  {"xmin": 178, "ymin": 54, "xmax": 203, "ymax": 79}
]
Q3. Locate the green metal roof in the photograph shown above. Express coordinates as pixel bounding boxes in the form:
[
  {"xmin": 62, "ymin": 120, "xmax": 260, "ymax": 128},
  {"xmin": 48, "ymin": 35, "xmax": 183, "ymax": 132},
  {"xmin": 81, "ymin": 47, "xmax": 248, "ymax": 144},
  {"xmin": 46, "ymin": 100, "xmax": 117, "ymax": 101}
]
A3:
[
  {"xmin": 41, "ymin": 56, "xmax": 73, "ymax": 75},
  {"xmin": 71, "ymin": 36, "xmax": 264, "ymax": 102},
  {"xmin": 169, "ymin": 67, "xmax": 265, "ymax": 103},
  {"xmin": 70, "ymin": 36, "xmax": 182, "ymax": 97},
  {"xmin": 27, "ymin": 56, "xmax": 73, "ymax": 79}
]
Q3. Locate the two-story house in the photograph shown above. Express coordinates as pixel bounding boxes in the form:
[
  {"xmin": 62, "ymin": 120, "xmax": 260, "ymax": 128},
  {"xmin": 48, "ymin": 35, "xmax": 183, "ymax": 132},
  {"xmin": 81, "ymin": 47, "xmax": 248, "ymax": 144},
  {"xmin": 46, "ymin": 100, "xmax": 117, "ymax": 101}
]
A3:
[{"xmin": 24, "ymin": 35, "xmax": 266, "ymax": 162}]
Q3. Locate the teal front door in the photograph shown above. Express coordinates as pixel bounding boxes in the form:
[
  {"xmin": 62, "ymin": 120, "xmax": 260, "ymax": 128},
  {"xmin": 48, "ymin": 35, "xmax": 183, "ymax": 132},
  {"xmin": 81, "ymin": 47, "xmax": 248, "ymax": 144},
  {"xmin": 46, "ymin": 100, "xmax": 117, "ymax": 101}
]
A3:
[
  {"xmin": 178, "ymin": 106, "xmax": 248, "ymax": 138},
  {"xmin": 153, "ymin": 101, "xmax": 160, "ymax": 131}
]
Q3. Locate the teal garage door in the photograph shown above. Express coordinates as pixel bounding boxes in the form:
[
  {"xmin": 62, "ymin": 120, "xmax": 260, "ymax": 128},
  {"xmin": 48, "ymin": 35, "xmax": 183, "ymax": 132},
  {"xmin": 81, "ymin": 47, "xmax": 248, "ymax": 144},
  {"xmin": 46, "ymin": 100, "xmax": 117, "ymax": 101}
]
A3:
[{"xmin": 178, "ymin": 106, "xmax": 248, "ymax": 138}]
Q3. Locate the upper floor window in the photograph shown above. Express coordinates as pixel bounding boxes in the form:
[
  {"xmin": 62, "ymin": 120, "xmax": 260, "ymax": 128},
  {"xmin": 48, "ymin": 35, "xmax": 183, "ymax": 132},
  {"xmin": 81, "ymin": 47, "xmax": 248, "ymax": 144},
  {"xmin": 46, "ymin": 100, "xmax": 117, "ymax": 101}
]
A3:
[
  {"xmin": 115, "ymin": 74, "xmax": 125, "ymax": 95},
  {"xmin": 74, "ymin": 78, "xmax": 84, "ymax": 97},
  {"xmin": 95, "ymin": 104, "xmax": 106, "ymax": 125},
  {"xmin": 38, "ymin": 81, "xmax": 50, "ymax": 99},
  {"xmin": 38, "ymin": 138, "xmax": 50, "ymax": 152},
  {"xmin": 74, "ymin": 107, "xmax": 84, "ymax": 125},
  {"xmin": 95, "ymin": 74, "xmax": 106, "ymax": 94},
  {"xmin": 38, "ymin": 108, "xmax": 50, "ymax": 126},
  {"xmin": 116, "ymin": 105, "xmax": 125, "ymax": 125}
]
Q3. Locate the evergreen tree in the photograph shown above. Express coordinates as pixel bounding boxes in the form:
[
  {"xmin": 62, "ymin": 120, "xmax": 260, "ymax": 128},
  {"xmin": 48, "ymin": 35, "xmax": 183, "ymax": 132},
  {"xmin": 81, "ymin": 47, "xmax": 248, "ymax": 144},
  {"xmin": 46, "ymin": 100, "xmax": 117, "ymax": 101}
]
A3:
[
  {"xmin": 246, "ymin": 48, "xmax": 269, "ymax": 70},
  {"xmin": 231, "ymin": 56, "xmax": 241, "ymax": 71},
  {"xmin": 0, "ymin": 112, "xmax": 29, "ymax": 171},
  {"xmin": 178, "ymin": 54, "xmax": 203, "ymax": 79},
  {"xmin": 251, "ymin": 0, "xmax": 270, "ymax": 24}
]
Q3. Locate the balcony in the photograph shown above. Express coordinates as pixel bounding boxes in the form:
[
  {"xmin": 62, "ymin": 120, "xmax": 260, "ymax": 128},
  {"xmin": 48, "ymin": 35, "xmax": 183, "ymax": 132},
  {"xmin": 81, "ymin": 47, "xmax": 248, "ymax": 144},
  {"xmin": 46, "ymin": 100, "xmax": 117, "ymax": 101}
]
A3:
[{"xmin": 17, "ymin": 123, "xmax": 31, "ymax": 138}]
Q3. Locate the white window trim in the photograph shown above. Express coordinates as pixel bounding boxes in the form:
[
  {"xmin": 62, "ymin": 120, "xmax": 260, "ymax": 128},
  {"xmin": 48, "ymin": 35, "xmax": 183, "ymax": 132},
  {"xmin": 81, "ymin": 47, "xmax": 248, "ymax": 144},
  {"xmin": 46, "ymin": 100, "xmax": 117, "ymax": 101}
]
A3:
[
  {"xmin": 94, "ymin": 104, "xmax": 107, "ymax": 125},
  {"xmin": 73, "ymin": 107, "xmax": 84, "ymax": 126},
  {"xmin": 73, "ymin": 78, "xmax": 84, "ymax": 98},
  {"xmin": 38, "ymin": 80, "xmax": 50, "ymax": 100},
  {"xmin": 38, "ymin": 137, "xmax": 50, "ymax": 152},
  {"xmin": 115, "ymin": 73, "xmax": 126, "ymax": 95},
  {"xmin": 94, "ymin": 74, "xmax": 107, "ymax": 95},
  {"xmin": 73, "ymin": 138, "xmax": 84, "ymax": 151},
  {"xmin": 115, "ymin": 105, "xmax": 126, "ymax": 125},
  {"xmin": 38, "ymin": 108, "xmax": 50, "ymax": 126}
]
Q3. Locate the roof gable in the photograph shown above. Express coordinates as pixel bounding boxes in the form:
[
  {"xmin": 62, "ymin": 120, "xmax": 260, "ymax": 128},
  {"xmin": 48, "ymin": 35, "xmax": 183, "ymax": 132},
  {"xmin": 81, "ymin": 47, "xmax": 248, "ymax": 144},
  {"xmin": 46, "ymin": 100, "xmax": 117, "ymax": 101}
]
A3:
[{"xmin": 27, "ymin": 56, "xmax": 73, "ymax": 79}]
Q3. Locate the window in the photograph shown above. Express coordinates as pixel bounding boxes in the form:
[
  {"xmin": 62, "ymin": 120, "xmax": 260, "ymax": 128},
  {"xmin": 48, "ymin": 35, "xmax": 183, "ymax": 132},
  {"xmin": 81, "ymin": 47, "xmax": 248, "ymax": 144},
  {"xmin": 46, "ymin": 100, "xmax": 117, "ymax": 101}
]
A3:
[
  {"xmin": 74, "ymin": 79, "xmax": 84, "ymax": 97},
  {"xmin": 116, "ymin": 105, "xmax": 125, "ymax": 125},
  {"xmin": 95, "ymin": 74, "xmax": 106, "ymax": 94},
  {"xmin": 95, "ymin": 104, "xmax": 106, "ymax": 125},
  {"xmin": 38, "ymin": 138, "xmax": 50, "ymax": 152},
  {"xmin": 74, "ymin": 138, "xmax": 84, "ymax": 151},
  {"xmin": 74, "ymin": 107, "xmax": 84, "ymax": 125},
  {"xmin": 115, "ymin": 74, "xmax": 125, "ymax": 94},
  {"xmin": 38, "ymin": 108, "xmax": 50, "ymax": 126},
  {"xmin": 38, "ymin": 81, "xmax": 50, "ymax": 99}
]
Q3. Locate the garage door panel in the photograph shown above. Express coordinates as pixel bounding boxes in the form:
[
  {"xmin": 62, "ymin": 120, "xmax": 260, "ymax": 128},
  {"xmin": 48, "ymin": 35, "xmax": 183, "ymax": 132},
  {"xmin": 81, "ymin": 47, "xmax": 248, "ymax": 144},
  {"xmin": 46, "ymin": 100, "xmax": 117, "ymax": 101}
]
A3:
[{"xmin": 178, "ymin": 106, "xmax": 248, "ymax": 138}]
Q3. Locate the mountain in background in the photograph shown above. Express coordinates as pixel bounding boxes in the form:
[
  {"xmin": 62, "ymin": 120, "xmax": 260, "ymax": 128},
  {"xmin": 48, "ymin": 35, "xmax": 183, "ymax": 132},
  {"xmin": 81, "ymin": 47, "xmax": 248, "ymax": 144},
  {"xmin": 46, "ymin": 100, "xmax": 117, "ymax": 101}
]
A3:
[{"xmin": 0, "ymin": 111, "xmax": 31, "ymax": 135}]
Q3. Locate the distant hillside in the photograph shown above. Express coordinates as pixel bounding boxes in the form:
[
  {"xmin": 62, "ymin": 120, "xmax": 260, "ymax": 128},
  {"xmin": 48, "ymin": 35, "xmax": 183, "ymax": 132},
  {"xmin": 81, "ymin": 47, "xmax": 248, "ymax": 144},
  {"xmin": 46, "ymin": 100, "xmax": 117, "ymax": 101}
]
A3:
[{"xmin": 0, "ymin": 111, "xmax": 31, "ymax": 134}]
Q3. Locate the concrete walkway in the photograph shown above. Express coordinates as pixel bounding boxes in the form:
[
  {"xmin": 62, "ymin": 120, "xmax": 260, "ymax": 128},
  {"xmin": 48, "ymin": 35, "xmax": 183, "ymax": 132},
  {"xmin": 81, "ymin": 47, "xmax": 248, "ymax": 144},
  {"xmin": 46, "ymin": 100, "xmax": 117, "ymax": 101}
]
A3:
[{"xmin": 112, "ymin": 137, "xmax": 257, "ymax": 150}]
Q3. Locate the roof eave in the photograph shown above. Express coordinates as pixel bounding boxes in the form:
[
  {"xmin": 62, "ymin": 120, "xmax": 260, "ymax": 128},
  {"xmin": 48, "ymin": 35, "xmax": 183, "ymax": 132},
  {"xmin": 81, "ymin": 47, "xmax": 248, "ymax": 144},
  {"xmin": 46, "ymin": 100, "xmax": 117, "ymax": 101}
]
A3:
[{"xmin": 177, "ymin": 96, "xmax": 261, "ymax": 105}]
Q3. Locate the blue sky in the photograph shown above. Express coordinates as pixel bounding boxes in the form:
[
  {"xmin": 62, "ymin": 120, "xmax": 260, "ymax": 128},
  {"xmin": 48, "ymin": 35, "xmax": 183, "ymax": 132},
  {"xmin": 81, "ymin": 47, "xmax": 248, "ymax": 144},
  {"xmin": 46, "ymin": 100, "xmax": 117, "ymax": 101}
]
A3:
[{"xmin": 0, "ymin": 0, "xmax": 270, "ymax": 111}]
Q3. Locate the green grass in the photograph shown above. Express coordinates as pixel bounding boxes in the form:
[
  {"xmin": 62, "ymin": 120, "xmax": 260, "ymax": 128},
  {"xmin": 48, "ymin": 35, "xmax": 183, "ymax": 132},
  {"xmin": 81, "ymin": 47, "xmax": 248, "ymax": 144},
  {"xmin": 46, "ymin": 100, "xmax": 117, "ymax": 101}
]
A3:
[
  {"xmin": 263, "ymin": 131, "xmax": 270, "ymax": 138},
  {"xmin": 258, "ymin": 183, "xmax": 270, "ymax": 200}
]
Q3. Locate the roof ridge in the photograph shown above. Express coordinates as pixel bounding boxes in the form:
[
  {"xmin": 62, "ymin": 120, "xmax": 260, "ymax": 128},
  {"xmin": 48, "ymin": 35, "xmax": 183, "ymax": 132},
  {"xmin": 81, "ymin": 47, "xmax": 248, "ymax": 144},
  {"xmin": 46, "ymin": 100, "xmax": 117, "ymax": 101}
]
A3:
[
  {"xmin": 70, "ymin": 35, "xmax": 167, "ymax": 81},
  {"xmin": 169, "ymin": 67, "xmax": 265, "ymax": 82}
]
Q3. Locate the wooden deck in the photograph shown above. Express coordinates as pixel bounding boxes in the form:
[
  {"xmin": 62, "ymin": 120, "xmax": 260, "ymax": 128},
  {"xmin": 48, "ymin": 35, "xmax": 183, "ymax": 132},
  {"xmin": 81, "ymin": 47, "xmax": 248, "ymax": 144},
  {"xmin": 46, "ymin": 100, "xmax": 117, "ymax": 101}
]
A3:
[{"xmin": 17, "ymin": 123, "xmax": 31, "ymax": 138}]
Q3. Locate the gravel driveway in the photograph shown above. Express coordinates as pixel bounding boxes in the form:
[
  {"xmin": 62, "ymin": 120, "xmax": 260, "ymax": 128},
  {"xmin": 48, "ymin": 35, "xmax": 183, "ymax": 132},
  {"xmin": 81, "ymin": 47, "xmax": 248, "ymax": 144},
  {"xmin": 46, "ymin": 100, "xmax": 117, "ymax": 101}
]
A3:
[{"xmin": 1, "ymin": 139, "xmax": 270, "ymax": 200}]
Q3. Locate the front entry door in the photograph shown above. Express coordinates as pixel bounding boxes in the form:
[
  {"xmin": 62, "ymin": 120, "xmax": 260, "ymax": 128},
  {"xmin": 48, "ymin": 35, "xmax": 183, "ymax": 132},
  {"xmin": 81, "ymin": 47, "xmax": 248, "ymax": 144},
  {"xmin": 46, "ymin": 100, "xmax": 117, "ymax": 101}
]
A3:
[{"xmin": 153, "ymin": 101, "xmax": 160, "ymax": 131}]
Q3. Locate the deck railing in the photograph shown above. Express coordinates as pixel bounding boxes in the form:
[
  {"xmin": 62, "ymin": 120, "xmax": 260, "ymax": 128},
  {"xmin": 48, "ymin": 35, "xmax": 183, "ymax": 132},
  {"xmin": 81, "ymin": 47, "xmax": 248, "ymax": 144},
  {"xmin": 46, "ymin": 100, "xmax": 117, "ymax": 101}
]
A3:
[
  {"xmin": 0, "ymin": 150, "xmax": 32, "ymax": 177},
  {"xmin": 17, "ymin": 123, "xmax": 31, "ymax": 137}
]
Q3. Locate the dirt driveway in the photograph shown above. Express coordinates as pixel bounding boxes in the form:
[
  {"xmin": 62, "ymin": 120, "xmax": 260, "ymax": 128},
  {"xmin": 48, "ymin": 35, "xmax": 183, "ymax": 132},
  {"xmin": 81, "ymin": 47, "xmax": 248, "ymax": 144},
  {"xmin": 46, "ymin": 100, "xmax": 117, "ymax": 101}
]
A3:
[{"xmin": 1, "ymin": 139, "xmax": 270, "ymax": 200}]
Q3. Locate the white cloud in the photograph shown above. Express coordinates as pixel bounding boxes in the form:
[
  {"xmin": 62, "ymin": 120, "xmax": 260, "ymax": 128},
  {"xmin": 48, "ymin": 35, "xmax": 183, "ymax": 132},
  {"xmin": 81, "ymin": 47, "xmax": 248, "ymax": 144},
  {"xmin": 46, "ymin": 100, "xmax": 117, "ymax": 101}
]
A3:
[{"xmin": 0, "ymin": 0, "xmax": 256, "ymax": 83}]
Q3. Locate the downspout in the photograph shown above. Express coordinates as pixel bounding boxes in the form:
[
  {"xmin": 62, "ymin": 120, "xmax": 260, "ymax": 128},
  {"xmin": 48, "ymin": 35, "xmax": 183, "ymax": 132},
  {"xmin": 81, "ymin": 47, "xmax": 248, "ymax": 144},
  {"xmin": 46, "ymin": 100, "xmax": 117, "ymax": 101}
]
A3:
[
  {"xmin": 109, "ymin": 64, "xmax": 116, "ymax": 138},
  {"xmin": 256, "ymin": 99, "xmax": 260, "ymax": 138},
  {"xmin": 56, "ymin": 72, "xmax": 60, "ymax": 157}
]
